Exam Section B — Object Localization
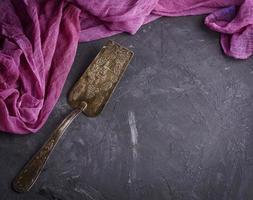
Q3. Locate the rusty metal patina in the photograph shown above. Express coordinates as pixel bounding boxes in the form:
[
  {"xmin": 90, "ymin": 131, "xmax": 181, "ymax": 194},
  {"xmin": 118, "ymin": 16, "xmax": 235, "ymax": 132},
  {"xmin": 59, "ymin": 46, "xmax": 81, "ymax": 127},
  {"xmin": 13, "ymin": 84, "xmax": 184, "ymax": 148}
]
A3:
[
  {"xmin": 68, "ymin": 40, "xmax": 134, "ymax": 116},
  {"xmin": 12, "ymin": 40, "xmax": 133, "ymax": 193}
]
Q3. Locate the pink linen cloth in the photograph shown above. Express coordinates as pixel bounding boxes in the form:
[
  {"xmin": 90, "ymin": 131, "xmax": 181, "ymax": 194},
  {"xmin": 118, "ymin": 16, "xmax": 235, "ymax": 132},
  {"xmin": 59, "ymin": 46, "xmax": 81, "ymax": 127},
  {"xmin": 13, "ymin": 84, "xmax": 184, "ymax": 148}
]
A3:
[{"xmin": 0, "ymin": 0, "xmax": 252, "ymax": 134}]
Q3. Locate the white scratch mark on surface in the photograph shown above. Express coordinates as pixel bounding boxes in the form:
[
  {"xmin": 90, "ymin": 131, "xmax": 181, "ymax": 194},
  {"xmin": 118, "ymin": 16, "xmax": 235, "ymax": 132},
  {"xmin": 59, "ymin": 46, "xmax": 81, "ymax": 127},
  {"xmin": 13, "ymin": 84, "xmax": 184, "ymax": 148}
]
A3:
[
  {"xmin": 74, "ymin": 188, "xmax": 96, "ymax": 200},
  {"xmin": 171, "ymin": 87, "xmax": 184, "ymax": 93},
  {"xmin": 128, "ymin": 111, "xmax": 138, "ymax": 184},
  {"xmin": 78, "ymin": 138, "xmax": 85, "ymax": 145}
]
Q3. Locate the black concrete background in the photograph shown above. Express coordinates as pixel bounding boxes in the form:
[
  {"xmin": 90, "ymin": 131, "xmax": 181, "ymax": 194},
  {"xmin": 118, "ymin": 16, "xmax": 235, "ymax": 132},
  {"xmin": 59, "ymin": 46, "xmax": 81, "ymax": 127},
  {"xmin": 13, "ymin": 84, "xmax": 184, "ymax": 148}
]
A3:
[{"xmin": 1, "ymin": 16, "xmax": 253, "ymax": 200}]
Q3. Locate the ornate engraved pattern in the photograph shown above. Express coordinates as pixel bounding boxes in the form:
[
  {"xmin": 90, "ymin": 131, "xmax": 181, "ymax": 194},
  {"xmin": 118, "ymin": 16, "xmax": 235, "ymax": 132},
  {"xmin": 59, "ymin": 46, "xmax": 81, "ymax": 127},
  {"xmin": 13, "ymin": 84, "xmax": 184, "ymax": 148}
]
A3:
[{"xmin": 69, "ymin": 40, "xmax": 134, "ymax": 117}]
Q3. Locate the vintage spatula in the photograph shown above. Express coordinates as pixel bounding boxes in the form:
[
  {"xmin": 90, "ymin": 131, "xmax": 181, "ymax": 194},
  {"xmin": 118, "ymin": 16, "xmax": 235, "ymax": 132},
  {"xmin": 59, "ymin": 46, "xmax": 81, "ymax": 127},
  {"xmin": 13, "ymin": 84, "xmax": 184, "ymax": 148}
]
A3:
[{"xmin": 12, "ymin": 40, "xmax": 134, "ymax": 193}]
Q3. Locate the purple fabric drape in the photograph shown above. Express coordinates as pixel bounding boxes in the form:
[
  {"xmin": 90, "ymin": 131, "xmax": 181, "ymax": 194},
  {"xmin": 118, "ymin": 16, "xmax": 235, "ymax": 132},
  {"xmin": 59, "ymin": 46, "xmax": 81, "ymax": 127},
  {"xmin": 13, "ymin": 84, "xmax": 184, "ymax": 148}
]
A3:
[{"xmin": 0, "ymin": 0, "xmax": 252, "ymax": 134}]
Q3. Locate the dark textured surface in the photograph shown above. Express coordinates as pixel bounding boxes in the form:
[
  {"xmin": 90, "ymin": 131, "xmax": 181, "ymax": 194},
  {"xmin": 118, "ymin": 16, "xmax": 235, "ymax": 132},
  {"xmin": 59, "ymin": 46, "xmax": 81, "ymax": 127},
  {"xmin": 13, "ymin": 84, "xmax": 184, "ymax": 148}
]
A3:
[{"xmin": 1, "ymin": 16, "xmax": 253, "ymax": 200}]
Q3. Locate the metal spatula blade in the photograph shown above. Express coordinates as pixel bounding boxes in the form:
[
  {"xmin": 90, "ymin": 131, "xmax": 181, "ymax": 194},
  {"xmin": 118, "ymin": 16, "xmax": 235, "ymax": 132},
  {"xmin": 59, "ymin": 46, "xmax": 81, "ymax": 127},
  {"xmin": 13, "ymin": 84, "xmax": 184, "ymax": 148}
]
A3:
[
  {"xmin": 69, "ymin": 40, "xmax": 133, "ymax": 117},
  {"xmin": 12, "ymin": 40, "xmax": 134, "ymax": 193}
]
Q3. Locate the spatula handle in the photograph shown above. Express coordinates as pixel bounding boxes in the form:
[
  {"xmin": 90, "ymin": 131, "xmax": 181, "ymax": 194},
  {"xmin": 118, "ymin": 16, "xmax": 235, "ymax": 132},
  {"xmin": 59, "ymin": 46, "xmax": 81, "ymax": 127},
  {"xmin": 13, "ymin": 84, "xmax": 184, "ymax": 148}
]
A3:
[{"xmin": 12, "ymin": 102, "xmax": 87, "ymax": 193}]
